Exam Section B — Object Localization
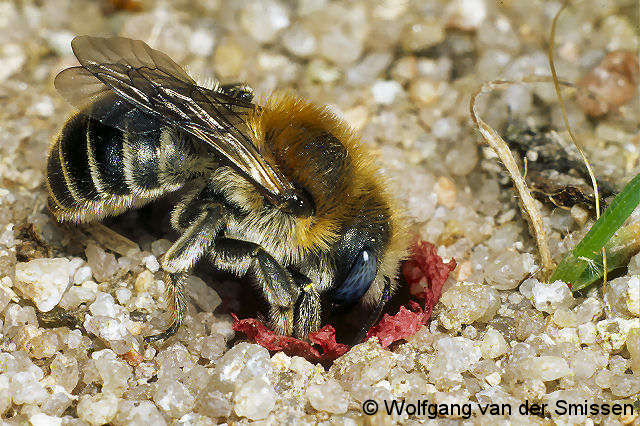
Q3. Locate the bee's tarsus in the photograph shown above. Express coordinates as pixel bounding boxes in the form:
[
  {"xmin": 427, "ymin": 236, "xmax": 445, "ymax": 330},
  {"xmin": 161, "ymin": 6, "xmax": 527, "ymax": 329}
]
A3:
[
  {"xmin": 353, "ymin": 276, "xmax": 391, "ymax": 345},
  {"xmin": 144, "ymin": 318, "xmax": 182, "ymax": 343},
  {"xmin": 145, "ymin": 272, "xmax": 186, "ymax": 343},
  {"xmin": 294, "ymin": 284, "xmax": 321, "ymax": 338}
]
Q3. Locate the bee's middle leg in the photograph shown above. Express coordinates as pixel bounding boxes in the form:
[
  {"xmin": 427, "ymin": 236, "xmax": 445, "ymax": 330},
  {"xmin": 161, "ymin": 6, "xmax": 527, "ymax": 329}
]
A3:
[
  {"xmin": 145, "ymin": 203, "xmax": 225, "ymax": 343},
  {"xmin": 210, "ymin": 238, "xmax": 306, "ymax": 336}
]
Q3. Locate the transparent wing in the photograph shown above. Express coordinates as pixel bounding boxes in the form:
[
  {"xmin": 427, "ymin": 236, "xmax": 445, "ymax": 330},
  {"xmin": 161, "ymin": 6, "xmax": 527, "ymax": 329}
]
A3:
[
  {"xmin": 55, "ymin": 35, "xmax": 299, "ymax": 209},
  {"xmin": 56, "ymin": 67, "xmax": 160, "ymax": 133}
]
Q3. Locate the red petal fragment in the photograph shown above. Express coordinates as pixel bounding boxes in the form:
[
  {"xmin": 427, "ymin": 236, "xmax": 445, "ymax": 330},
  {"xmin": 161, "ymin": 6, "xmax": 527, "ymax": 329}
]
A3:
[
  {"xmin": 403, "ymin": 241, "xmax": 456, "ymax": 311},
  {"xmin": 308, "ymin": 325, "xmax": 350, "ymax": 360},
  {"xmin": 231, "ymin": 314, "xmax": 348, "ymax": 363},
  {"xmin": 368, "ymin": 241, "xmax": 457, "ymax": 348},
  {"xmin": 366, "ymin": 304, "xmax": 426, "ymax": 348}
]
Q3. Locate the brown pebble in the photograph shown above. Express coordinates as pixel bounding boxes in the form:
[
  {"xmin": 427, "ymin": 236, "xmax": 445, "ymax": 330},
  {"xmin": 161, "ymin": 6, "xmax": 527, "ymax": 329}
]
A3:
[
  {"xmin": 576, "ymin": 50, "xmax": 639, "ymax": 117},
  {"xmin": 122, "ymin": 348, "xmax": 144, "ymax": 366},
  {"xmin": 456, "ymin": 260, "xmax": 473, "ymax": 281}
]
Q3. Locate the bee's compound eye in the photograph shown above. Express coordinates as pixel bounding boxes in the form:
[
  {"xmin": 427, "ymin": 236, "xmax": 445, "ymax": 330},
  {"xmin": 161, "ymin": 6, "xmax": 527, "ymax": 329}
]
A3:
[
  {"xmin": 332, "ymin": 249, "xmax": 377, "ymax": 307},
  {"xmin": 281, "ymin": 190, "xmax": 315, "ymax": 217}
]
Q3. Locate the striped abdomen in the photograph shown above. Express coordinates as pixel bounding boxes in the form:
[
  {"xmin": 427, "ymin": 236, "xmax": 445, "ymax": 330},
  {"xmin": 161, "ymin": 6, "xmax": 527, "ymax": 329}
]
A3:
[{"xmin": 46, "ymin": 113, "xmax": 198, "ymax": 223}]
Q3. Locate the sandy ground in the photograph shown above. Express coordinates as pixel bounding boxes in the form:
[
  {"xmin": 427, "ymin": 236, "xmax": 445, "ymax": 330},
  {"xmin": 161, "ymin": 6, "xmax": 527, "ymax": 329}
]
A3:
[{"xmin": 0, "ymin": 0, "xmax": 638, "ymax": 424}]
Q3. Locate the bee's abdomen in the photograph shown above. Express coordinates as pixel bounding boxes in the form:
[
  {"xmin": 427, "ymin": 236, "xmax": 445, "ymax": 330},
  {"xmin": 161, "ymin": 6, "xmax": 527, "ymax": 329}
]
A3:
[
  {"xmin": 47, "ymin": 114, "xmax": 101, "ymax": 210},
  {"xmin": 88, "ymin": 118, "xmax": 130, "ymax": 195},
  {"xmin": 47, "ymin": 113, "xmax": 193, "ymax": 223}
]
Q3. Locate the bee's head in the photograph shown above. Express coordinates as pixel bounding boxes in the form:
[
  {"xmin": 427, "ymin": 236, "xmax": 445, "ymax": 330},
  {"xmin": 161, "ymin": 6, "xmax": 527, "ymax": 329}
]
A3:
[
  {"xmin": 321, "ymin": 204, "xmax": 399, "ymax": 339},
  {"xmin": 327, "ymin": 224, "xmax": 389, "ymax": 313},
  {"xmin": 274, "ymin": 203, "xmax": 398, "ymax": 341},
  {"xmin": 278, "ymin": 178, "xmax": 409, "ymax": 342}
]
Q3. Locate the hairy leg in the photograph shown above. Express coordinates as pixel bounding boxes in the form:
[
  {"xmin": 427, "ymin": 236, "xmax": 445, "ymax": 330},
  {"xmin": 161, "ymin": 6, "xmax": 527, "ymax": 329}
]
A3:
[
  {"xmin": 288, "ymin": 268, "xmax": 321, "ymax": 338},
  {"xmin": 145, "ymin": 203, "xmax": 224, "ymax": 343},
  {"xmin": 211, "ymin": 238, "xmax": 307, "ymax": 336}
]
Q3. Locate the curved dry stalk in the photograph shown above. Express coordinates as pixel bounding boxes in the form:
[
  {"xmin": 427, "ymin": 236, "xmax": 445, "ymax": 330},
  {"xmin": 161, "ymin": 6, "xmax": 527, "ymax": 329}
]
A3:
[
  {"xmin": 469, "ymin": 77, "xmax": 557, "ymax": 278},
  {"xmin": 548, "ymin": 0, "xmax": 607, "ymax": 289}
]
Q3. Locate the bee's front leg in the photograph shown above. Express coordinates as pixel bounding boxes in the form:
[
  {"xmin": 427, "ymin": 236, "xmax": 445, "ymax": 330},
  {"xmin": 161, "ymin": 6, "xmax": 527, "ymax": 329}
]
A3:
[
  {"xmin": 209, "ymin": 238, "xmax": 303, "ymax": 336},
  {"xmin": 288, "ymin": 269, "xmax": 321, "ymax": 338},
  {"xmin": 352, "ymin": 276, "xmax": 391, "ymax": 344},
  {"xmin": 145, "ymin": 204, "xmax": 225, "ymax": 343}
]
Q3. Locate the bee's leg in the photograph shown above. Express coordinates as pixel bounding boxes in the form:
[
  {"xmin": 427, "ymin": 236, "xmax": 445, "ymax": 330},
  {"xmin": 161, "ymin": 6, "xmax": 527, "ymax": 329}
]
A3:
[
  {"xmin": 219, "ymin": 83, "xmax": 254, "ymax": 103},
  {"xmin": 210, "ymin": 238, "xmax": 301, "ymax": 336},
  {"xmin": 145, "ymin": 204, "xmax": 224, "ymax": 343},
  {"xmin": 353, "ymin": 276, "xmax": 391, "ymax": 344},
  {"xmin": 145, "ymin": 272, "xmax": 187, "ymax": 342},
  {"xmin": 288, "ymin": 269, "xmax": 322, "ymax": 338}
]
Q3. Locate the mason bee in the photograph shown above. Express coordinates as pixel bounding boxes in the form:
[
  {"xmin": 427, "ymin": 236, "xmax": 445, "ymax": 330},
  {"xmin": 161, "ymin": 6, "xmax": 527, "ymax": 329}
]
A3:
[{"xmin": 47, "ymin": 36, "xmax": 407, "ymax": 342}]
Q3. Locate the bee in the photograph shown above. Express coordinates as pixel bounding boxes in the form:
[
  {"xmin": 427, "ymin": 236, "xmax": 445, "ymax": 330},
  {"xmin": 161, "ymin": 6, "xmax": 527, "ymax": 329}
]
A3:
[{"xmin": 47, "ymin": 36, "xmax": 408, "ymax": 342}]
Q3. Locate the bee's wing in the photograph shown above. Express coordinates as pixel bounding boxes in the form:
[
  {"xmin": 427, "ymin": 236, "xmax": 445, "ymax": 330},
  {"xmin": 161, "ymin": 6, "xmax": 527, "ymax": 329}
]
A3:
[
  {"xmin": 55, "ymin": 67, "xmax": 161, "ymax": 133},
  {"xmin": 55, "ymin": 36, "xmax": 297, "ymax": 207}
]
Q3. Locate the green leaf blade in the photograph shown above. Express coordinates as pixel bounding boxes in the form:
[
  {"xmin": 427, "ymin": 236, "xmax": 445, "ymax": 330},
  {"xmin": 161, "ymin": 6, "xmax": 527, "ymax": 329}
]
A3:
[{"xmin": 550, "ymin": 173, "xmax": 640, "ymax": 291}]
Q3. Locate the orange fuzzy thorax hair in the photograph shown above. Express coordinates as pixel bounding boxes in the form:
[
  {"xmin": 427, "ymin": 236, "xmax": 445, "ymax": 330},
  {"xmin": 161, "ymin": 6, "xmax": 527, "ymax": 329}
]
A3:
[{"xmin": 249, "ymin": 93, "xmax": 408, "ymax": 286}]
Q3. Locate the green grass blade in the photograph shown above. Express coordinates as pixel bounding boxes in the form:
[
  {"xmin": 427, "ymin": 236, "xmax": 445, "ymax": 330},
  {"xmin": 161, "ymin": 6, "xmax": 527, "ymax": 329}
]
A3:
[{"xmin": 550, "ymin": 173, "xmax": 640, "ymax": 291}]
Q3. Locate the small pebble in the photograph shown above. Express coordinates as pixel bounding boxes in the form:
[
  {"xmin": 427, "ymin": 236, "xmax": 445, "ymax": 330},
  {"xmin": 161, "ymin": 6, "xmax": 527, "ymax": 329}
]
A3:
[
  {"xmin": 401, "ymin": 19, "xmax": 445, "ymax": 51},
  {"xmin": 85, "ymin": 244, "xmax": 118, "ymax": 283},
  {"xmin": 371, "ymin": 80, "xmax": 403, "ymax": 105},
  {"xmin": 240, "ymin": 0, "xmax": 290, "ymax": 43},
  {"xmin": 480, "ymin": 327, "xmax": 508, "ymax": 359},
  {"xmin": 435, "ymin": 176, "xmax": 457, "ymax": 209},
  {"xmin": 531, "ymin": 280, "xmax": 574, "ymax": 313},
  {"xmin": 307, "ymin": 379, "xmax": 349, "ymax": 414},
  {"xmin": 577, "ymin": 50, "xmax": 639, "ymax": 117},
  {"xmin": 233, "ymin": 377, "xmax": 276, "ymax": 420},
  {"xmin": 282, "ymin": 24, "xmax": 317, "ymax": 57},
  {"xmin": 519, "ymin": 356, "xmax": 571, "ymax": 382},
  {"xmin": 77, "ymin": 392, "xmax": 119, "ymax": 425},
  {"xmin": 446, "ymin": 0, "xmax": 487, "ymax": 31},
  {"xmin": 142, "ymin": 254, "xmax": 160, "ymax": 272},
  {"xmin": 319, "ymin": 29, "xmax": 363, "ymax": 65},
  {"xmin": 154, "ymin": 380, "xmax": 195, "ymax": 418},
  {"xmin": 14, "ymin": 258, "xmax": 72, "ymax": 312}
]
